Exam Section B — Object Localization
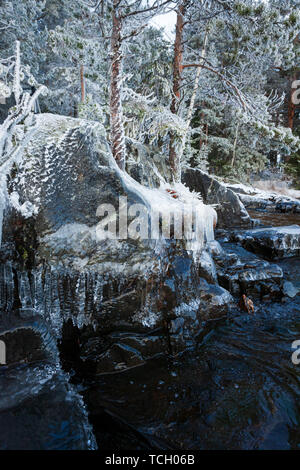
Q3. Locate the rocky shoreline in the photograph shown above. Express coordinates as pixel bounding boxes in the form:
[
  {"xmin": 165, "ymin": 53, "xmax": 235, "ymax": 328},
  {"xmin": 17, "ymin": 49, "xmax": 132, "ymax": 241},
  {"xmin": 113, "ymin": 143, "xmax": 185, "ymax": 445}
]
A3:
[{"xmin": 0, "ymin": 114, "xmax": 299, "ymax": 449}]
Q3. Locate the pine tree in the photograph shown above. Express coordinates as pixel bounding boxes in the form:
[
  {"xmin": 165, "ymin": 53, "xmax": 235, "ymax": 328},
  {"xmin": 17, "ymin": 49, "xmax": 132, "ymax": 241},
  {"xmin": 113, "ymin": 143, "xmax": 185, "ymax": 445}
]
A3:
[
  {"xmin": 80, "ymin": 0, "xmax": 174, "ymax": 169},
  {"xmin": 168, "ymin": 0, "xmax": 300, "ymax": 181}
]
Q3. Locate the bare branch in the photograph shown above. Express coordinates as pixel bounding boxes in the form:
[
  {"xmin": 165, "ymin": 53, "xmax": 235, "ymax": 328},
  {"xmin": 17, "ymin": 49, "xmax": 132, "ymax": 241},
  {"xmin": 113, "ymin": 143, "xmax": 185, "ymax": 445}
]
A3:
[{"xmin": 120, "ymin": 0, "xmax": 174, "ymax": 19}]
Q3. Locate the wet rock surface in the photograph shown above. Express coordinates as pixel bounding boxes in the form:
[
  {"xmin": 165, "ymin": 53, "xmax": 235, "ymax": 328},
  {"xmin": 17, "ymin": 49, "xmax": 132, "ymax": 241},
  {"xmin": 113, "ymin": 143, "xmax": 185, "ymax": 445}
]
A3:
[
  {"xmin": 212, "ymin": 242, "xmax": 284, "ymax": 300},
  {"xmin": 73, "ymin": 238, "xmax": 300, "ymax": 450},
  {"xmin": 282, "ymin": 281, "xmax": 299, "ymax": 299},
  {"xmin": 80, "ymin": 289, "xmax": 300, "ymax": 450},
  {"xmin": 0, "ymin": 366, "xmax": 96, "ymax": 450},
  {"xmin": 0, "ymin": 309, "xmax": 96, "ymax": 450}
]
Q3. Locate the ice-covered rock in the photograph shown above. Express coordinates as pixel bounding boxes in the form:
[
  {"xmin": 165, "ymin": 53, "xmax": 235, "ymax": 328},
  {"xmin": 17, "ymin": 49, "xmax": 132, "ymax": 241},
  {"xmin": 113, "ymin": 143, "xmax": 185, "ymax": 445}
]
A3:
[
  {"xmin": 0, "ymin": 306, "xmax": 96, "ymax": 450},
  {"xmin": 1, "ymin": 114, "xmax": 216, "ymax": 254},
  {"xmin": 217, "ymin": 258, "xmax": 283, "ymax": 299},
  {"xmin": 0, "ymin": 113, "xmax": 233, "ymax": 448},
  {"xmin": 183, "ymin": 169, "xmax": 252, "ymax": 229},
  {"xmin": 282, "ymin": 281, "xmax": 299, "ymax": 299},
  {"xmin": 0, "ymin": 113, "xmax": 229, "ymax": 365},
  {"xmin": 230, "ymin": 225, "xmax": 300, "ymax": 259},
  {"xmin": 0, "ymin": 365, "xmax": 97, "ymax": 450},
  {"xmin": 197, "ymin": 250, "xmax": 218, "ymax": 284},
  {"xmin": 208, "ymin": 242, "xmax": 284, "ymax": 299}
]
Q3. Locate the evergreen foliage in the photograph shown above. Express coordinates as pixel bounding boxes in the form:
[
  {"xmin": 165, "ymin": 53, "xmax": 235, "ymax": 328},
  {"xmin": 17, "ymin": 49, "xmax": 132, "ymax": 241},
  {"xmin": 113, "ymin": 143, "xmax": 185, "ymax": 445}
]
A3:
[{"xmin": 0, "ymin": 0, "xmax": 299, "ymax": 181}]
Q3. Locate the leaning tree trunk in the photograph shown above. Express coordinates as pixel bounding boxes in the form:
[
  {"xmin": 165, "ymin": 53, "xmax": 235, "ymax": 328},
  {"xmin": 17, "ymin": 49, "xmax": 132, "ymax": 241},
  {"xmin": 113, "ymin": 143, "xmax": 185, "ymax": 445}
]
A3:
[
  {"xmin": 110, "ymin": 2, "xmax": 126, "ymax": 170},
  {"xmin": 169, "ymin": 1, "xmax": 187, "ymax": 182}
]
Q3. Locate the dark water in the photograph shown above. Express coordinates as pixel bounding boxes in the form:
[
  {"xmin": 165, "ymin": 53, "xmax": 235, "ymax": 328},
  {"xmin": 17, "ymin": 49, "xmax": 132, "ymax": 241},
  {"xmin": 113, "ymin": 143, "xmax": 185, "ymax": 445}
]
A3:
[
  {"xmin": 248, "ymin": 209, "xmax": 300, "ymax": 228},
  {"xmin": 78, "ymin": 254, "xmax": 300, "ymax": 450},
  {"xmin": 72, "ymin": 211, "xmax": 300, "ymax": 450},
  {"xmin": 83, "ymin": 209, "xmax": 299, "ymax": 450}
]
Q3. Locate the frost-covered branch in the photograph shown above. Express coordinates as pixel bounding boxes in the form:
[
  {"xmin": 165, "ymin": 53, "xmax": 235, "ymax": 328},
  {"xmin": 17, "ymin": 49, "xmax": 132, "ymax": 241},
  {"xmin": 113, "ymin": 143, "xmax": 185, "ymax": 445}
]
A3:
[
  {"xmin": 182, "ymin": 62, "xmax": 248, "ymax": 111},
  {"xmin": 0, "ymin": 42, "xmax": 47, "ymax": 161}
]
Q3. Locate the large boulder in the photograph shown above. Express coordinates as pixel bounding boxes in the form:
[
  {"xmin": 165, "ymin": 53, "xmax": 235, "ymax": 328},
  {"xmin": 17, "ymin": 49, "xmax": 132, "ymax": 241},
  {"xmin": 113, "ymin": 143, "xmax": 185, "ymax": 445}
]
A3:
[
  {"xmin": 0, "ymin": 114, "xmax": 234, "ymax": 448},
  {"xmin": 0, "ymin": 113, "xmax": 229, "ymax": 369},
  {"xmin": 183, "ymin": 169, "xmax": 252, "ymax": 229}
]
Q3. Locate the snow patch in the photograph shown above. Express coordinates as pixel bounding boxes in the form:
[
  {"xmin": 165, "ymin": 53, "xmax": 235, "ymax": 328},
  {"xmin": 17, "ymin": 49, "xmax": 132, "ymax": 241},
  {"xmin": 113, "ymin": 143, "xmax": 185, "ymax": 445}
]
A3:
[{"xmin": 9, "ymin": 191, "xmax": 38, "ymax": 218}]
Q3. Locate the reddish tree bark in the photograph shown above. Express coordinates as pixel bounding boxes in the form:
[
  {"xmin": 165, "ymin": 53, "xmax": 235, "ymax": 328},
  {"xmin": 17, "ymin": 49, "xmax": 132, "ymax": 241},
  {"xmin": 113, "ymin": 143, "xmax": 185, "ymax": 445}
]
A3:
[
  {"xmin": 170, "ymin": 3, "xmax": 186, "ymax": 116},
  {"xmin": 169, "ymin": 1, "xmax": 187, "ymax": 181},
  {"xmin": 108, "ymin": 0, "xmax": 173, "ymax": 171},
  {"xmin": 288, "ymin": 74, "xmax": 297, "ymax": 130}
]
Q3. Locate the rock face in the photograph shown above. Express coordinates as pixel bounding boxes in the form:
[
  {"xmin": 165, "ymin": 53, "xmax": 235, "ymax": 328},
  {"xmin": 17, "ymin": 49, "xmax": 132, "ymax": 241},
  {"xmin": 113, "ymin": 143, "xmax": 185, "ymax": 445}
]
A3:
[
  {"xmin": 126, "ymin": 138, "xmax": 172, "ymax": 188},
  {"xmin": 1, "ymin": 115, "xmax": 221, "ymax": 340},
  {"xmin": 230, "ymin": 225, "xmax": 300, "ymax": 260},
  {"xmin": 0, "ymin": 114, "xmax": 234, "ymax": 448},
  {"xmin": 183, "ymin": 169, "xmax": 252, "ymax": 229},
  {"xmin": 206, "ymin": 240, "xmax": 284, "ymax": 300}
]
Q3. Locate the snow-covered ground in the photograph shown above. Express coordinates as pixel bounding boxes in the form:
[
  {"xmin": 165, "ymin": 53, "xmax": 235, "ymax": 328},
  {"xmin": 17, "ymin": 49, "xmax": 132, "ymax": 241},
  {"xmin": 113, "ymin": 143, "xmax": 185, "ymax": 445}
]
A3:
[{"xmin": 226, "ymin": 181, "xmax": 300, "ymax": 212}]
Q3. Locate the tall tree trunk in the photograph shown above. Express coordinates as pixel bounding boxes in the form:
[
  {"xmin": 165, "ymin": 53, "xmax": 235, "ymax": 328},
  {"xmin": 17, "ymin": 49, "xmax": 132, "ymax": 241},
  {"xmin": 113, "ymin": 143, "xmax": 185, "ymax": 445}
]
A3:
[
  {"xmin": 80, "ymin": 64, "xmax": 85, "ymax": 103},
  {"xmin": 178, "ymin": 28, "xmax": 209, "ymax": 163},
  {"xmin": 199, "ymin": 110, "xmax": 204, "ymax": 150},
  {"xmin": 231, "ymin": 123, "xmax": 240, "ymax": 167},
  {"xmin": 169, "ymin": 1, "xmax": 187, "ymax": 182},
  {"xmin": 205, "ymin": 123, "xmax": 208, "ymax": 146},
  {"xmin": 288, "ymin": 73, "xmax": 297, "ymax": 130},
  {"xmin": 110, "ymin": 1, "xmax": 126, "ymax": 170}
]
